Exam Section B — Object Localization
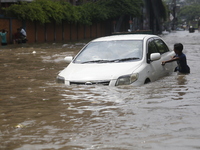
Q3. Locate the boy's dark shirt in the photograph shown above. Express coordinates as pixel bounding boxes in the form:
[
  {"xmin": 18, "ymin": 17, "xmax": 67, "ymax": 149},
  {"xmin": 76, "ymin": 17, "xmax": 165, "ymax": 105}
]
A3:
[{"xmin": 175, "ymin": 53, "xmax": 190, "ymax": 73}]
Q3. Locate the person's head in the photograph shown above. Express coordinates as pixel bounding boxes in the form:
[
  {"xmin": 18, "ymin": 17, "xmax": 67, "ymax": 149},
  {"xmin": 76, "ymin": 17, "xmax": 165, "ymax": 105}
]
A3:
[
  {"xmin": 2, "ymin": 29, "xmax": 5, "ymax": 33},
  {"xmin": 174, "ymin": 43, "xmax": 183, "ymax": 54}
]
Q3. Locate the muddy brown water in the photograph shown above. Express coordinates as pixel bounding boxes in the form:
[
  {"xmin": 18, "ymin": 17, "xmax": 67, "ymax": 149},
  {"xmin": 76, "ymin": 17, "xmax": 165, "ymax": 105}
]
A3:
[{"xmin": 0, "ymin": 31, "xmax": 200, "ymax": 150}]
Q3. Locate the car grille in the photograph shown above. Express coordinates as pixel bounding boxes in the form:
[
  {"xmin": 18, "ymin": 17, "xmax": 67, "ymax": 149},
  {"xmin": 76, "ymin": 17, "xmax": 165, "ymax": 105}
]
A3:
[{"xmin": 70, "ymin": 81, "xmax": 110, "ymax": 86}]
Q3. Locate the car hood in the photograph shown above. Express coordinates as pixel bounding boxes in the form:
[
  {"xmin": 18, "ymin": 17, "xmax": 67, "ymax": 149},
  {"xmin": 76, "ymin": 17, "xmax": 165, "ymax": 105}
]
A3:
[{"xmin": 59, "ymin": 61, "xmax": 142, "ymax": 81}]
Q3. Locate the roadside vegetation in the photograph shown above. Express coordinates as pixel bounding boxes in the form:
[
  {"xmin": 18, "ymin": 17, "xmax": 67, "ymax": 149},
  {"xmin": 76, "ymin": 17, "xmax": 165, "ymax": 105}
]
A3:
[
  {"xmin": 178, "ymin": 4, "xmax": 200, "ymax": 22},
  {"xmin": 3, "ymin": 0, "xmax": 143, "ymax": 25}
]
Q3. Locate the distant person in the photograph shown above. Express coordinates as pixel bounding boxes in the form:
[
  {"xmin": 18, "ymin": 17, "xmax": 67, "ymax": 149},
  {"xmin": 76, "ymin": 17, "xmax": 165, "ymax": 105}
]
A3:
[
  {"xmin": 0, "ymin": 29, "xmax": 8, "ymax": 46},
  {"xmin": 162, "ymin": 43, "xmax": 190, "ymax": 74},
  {"xmin": 20, "ymin": 27, "xmax": 27, "ymax": 43},
  {"xmin": 13, "ymin": 28, "xmax": 22, "ymax": 44}
]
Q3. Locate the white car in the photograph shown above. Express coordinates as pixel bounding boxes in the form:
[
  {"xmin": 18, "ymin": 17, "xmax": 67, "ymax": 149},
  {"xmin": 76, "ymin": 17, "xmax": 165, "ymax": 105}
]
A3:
[{"xmin": 57, "ymin": 34, "xmax": 176, "ymax": 86}]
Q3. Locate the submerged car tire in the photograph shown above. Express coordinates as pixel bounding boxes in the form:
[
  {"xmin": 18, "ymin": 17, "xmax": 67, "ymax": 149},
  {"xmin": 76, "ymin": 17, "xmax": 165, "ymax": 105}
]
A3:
[{"xmin": 144, "ymin": 78, "xmax": 151, "ymax": 84}]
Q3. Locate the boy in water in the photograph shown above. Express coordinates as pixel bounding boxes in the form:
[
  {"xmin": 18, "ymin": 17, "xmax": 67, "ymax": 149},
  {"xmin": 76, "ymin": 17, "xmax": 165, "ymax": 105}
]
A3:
[{"xmin": 162, "ymin": 43, "xmax": 190, "ymax": 74}]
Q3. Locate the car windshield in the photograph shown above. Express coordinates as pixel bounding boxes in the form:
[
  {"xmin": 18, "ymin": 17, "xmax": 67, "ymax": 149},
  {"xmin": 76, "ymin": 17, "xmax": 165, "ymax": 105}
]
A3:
[{"xmin": 74, "ymin": 40, "xmax": 143, "ymax": 63}]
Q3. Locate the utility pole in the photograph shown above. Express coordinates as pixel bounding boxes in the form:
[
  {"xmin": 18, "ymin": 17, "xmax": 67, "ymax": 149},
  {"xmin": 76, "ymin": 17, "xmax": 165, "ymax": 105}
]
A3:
[{"xmin": 172, "ymin": 0, "xmax": 176, "ymax": 30}]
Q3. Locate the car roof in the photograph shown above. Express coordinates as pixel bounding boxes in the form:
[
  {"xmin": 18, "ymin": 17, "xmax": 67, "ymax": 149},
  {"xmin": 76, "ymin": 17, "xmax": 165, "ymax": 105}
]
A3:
[{"xmin": 92, "ymin": 34, "xmax": 159, "ymax": 42}]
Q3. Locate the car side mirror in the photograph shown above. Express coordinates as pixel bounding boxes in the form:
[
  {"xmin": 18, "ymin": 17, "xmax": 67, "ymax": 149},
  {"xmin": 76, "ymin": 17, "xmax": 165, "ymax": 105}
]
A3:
[
  {"xmin": 150, "ymin": 53, "xmax": 161, "ymax": 61},
  {"xmin": 64, "ymin": 56, "xmax": 73, "ymax": 63}
]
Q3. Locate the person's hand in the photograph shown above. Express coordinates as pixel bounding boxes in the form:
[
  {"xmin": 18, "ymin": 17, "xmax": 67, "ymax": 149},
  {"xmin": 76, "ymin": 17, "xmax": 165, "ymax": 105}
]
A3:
[{"xmin": 161, "ymin": 61, "xmax": 165, "ymax": 65}]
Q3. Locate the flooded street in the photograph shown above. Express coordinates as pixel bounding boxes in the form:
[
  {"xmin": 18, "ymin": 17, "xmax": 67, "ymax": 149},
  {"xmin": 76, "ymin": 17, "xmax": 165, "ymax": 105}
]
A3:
[{"xmin": 0, "ymin": 31, "xmax": 200, "ymax": 150}]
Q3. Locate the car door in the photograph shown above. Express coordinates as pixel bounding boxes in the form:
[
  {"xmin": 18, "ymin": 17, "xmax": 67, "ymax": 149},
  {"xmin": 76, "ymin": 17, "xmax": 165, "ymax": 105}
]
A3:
[
  {"xmin": 146, "ymin": 38, "xmax": 164, "ymax": 81},
  {"xmin": 153, "ymin": 38, "xmax": 175, "ymax": 76}
]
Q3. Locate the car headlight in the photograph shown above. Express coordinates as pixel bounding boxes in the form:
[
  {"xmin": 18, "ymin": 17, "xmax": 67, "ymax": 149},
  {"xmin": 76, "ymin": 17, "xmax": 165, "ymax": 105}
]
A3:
[
  {"xmin": 115, "ymin": 73, "xmax": 138, "ymax": 86},
  {"xmin": 56, "ymin": 75, "xmax": 65, "ymax": 83}
]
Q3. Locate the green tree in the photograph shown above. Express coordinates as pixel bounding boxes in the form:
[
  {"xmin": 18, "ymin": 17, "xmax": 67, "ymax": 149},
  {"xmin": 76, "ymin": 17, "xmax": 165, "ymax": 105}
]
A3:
[
  {"xmin": 96, "ymin": 0, "xmax": 143, "ymax": 19},
  {"xmin": 184, "ymin": 0, "xmax": 200, "ymax": 5},
  {"xmin": 178, "ymin": 4, "xmax": 200, "ymax": 21},
  {"xmin": 35, "ymin": 0, "xmax": 65, "ymax": 23},
  {"xmin": 4, "ymin": 0, "xmax": 71, "ymax": 24},
  {"xmin": 61, "ymin": 1, "xmax": 77, "ymax": 23},
  {"xmin": 4, "ymin": 0, "xmax": 143, "ymax": 25},
  {"xmin": 4, "ymin": 2, "xmax": 47, "ymax": 23}
]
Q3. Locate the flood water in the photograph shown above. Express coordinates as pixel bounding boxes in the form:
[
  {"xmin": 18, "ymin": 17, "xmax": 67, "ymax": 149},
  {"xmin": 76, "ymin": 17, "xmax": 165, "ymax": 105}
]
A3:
[{"xmin": 0, "ymin": 31, "xmax": 200, "ymax": 150}]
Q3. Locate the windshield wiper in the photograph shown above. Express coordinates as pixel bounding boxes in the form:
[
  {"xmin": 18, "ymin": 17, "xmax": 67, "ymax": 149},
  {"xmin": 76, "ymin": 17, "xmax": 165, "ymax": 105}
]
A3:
[
  {"xmin": 111, "ymin": 57, "xmax": 140, "ymax": 62},
  {"xmin": 81, "ymin": 57, "xmax": 140, "ymax": 63},
  {"xmin": 81, "ymin": 60, "xmax": 111, "ymax": 63}
]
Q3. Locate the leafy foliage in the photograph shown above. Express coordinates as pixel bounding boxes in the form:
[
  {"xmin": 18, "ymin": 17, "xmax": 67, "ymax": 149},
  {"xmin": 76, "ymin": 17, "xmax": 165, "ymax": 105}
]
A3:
[
  {"xmin": 4, "ymin": 2, "xmax": 47, "ymax": 23},
  {"xmin": 4, "ymin": 0, "xmax": 143, "ymax": 25},
  {"xmin": 35, "ymin": 0, "xmax": 65, "ymax": 23},
  {"xmin": 178, "ymin": 4, "xmax": 200, "ymax": 21},
  {"xmin": 96, "ymin": 0, "xmax": 143, "ymax": 19}
]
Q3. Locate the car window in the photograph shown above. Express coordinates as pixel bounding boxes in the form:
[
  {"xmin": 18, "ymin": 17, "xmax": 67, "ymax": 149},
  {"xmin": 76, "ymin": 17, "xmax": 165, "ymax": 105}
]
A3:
[
  {"xmin": 147, "ymin": 40, "xmax": 158, "ymax": 62},
  {"xmin": 153, "ymin": 39, "xmax": 169, "ymax": 54},
  {"xmin": 148, "ymin": 40, "xmax": 158, "ymax": 54}
]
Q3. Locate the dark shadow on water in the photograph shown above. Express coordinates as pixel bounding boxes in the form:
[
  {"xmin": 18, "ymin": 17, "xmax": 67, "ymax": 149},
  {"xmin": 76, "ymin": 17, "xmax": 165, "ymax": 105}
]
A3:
[{"xmin": 173, "ymin": 75, "xmax": 188, "ymax": 100}]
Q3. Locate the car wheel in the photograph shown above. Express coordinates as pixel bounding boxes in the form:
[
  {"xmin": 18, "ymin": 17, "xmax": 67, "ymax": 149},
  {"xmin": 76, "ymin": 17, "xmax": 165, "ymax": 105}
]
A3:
[{"xmin": 144, "ymin": 78, "xmax": 151, "ymax": 84}]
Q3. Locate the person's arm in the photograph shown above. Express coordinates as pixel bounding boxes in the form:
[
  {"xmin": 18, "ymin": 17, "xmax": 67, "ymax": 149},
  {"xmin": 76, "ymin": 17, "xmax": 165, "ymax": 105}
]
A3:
[{"xmin": 162, "ymin": 56, "xmax": 179, "ymax": 65}]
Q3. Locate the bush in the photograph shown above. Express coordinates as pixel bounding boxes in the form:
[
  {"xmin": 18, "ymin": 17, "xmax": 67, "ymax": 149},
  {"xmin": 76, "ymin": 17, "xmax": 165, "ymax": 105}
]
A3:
[{"xmin": 4, "ymin": 0, "xmax": 143, "ymax": 25}]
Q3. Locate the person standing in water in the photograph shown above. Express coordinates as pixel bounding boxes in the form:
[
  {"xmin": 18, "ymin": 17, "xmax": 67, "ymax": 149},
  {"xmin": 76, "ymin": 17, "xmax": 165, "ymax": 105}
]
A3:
[
  {"xmin": 0, "ymin": 29, "xmax": 8, "ymax": 46},
  {"xmin": 20, "ymin": 27, "xmax": 27, "ymax": 43},
  {"xmin": 162, "ymin": 43, "xmax": 190, "ymax": 74}
]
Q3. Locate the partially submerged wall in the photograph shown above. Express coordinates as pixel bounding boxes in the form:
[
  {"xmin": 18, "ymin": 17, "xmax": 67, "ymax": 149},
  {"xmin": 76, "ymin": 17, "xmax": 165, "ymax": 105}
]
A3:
[{"xmin": 0, "ymin": 18, "xmax": 112, "ymax": 44}]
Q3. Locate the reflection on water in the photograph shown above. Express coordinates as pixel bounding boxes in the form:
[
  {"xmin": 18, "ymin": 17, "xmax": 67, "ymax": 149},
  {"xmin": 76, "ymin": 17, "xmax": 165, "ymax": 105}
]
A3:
[
  {"xmin": 1, "ymin": 31, "xmax": 200, "ymax": 150},
  {"xmin": 175, "ymin": 75, "xmax": 188, "ymax": 98}
]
